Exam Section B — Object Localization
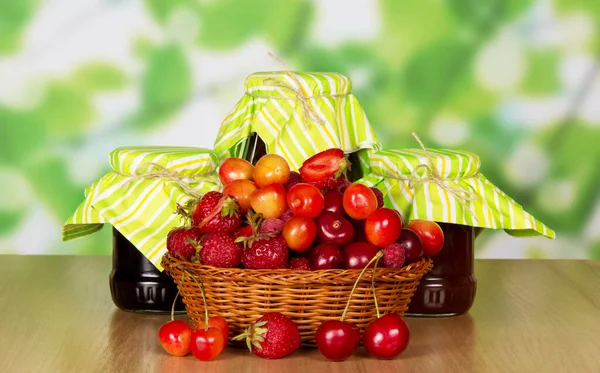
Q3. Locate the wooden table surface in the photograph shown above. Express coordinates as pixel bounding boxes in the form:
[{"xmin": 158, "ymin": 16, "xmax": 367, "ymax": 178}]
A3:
[{"xmin": 0, "ymin": 256, "xmax": 599, "ymax": 373}]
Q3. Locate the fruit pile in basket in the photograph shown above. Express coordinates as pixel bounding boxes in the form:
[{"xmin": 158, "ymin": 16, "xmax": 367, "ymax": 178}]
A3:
[{"xmin": 159, "ymin": 149, "xmax": 444, "ymax": 361}]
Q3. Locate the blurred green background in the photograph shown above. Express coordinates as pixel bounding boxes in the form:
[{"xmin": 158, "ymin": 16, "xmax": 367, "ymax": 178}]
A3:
[{"xmin": 0, "ymin": 0, "xmax": 598, "ymax": 259}]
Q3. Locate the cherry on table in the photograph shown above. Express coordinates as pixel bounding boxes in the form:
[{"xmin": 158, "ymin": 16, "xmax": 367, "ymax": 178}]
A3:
[
  {"xmin": 362, "ymin": 313, "xmax": 410, "ymax": 359},
  {"xmin": 158, "ymin": 320, "xmax": 192, "ymax": 357},
  {"xmin": 315, "ymin": 320, "xmax": 360, "ymax": 361},
  {"xmin": 190, "ymin": 327, "xmax": 226, "ymax": 361}
]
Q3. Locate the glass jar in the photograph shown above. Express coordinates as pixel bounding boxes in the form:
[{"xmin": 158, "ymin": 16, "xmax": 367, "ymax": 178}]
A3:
[
  {"xmin": 406, "ymin": 223, "xmax": 477, "ymax": 316},
  {"xmin": 109, "ymin": 228, "xmax": 184, "ymax": 313}
]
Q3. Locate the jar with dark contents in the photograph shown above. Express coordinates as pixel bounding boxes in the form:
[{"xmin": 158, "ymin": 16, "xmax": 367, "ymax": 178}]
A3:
[
  {"xmin": 406, "ymin": 223, "xmax": 478, "ymax": 316},
  {"xmin": 110, "ymin": 228, "xmax": 185, "ymax": 313}
]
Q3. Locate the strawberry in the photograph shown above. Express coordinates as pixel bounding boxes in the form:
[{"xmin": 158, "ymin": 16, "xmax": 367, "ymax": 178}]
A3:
[
  {"xmin": 233, "ymin": 312, "xmax": 301, "ymax": 359},
  {"xmin": 199, "ymin": 232, "xmax": 242, "ymax": 268},
  {"xmin": 299, "ymin": 148, "xmax": 351, "ymax": 190},
  {"xmin": 193, "ymin": 191, "xmax": 241, "ymax": 233},
  {"xmin": 241, "ymin": 235, "xmax": 288, "ymax": 269},
  {"xmin": 289, "ymin": 257, "xmax": 312, "ymax": 270},
  {"xmin": 235, "ymin": 211, "xmax": 288, "ymax": 269},
  {"xmin": 166, "ymin": 226, "xmax": 202, "ymax": 261}
]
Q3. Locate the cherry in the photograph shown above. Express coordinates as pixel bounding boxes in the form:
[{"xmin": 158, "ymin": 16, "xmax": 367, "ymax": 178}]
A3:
[
  {"xmin": 362, "ymin": 313, "xmax": 410, "ymax": 359},
  {"xmin": 322, "ymin": 190, "xmax": 344, "ymax": 215},
  {"xmin": 396, "ymin": 228, "xmax": 424, "ymax": 263},
  {"xmin": 158, "ymin": 320, "xmax": 192, "ymax": 357},
  {"xmin": 190, "ymin": 327, "xmax": 226, "ymax": 361},
  {"xmin": 315, "ymin": 248, "xmax": 384, "ymax": 361},
  {"xmin": 364, "ymin": 208, "xmax": 403, "ymax": 248},
  {"xmin": 195, "ymin": 315, "xmax": 229, "ymax": 343},
  {"xmin": 342, "ymin": 242, "xmax": 379, "ymax": 269},
  {"xmin": 343, "ymin": 183, "xmax": 378, "ymax": 220},
  {"xmin": 283, "ymin": 216, "xmax": 317, "ymax": 252},
  {"xmin": 407, "ymin": 220, "xmax": 444, "ymax": 257},
  {"xmin": 316, "ymin": 212, "xmax": 355, "ymax": 247},
  {"xmin": 315, "ymin": 320, "xmax": 360, "ymax": 361},
  {"xmin": 158, "ymin": 281, "xmax": 191, "ymax": 357},
  {"xmin": 311, "ymin": 243, "xmax": 344, "ymax": 270},
  {"xmin": 253, "ymin": 154, "xmax": 290, "ymax": 188},
  {"xmin": 287, "ymin": 183, "xmax": 325, "ymax": 218},
  {"xmin": 218, "ymin": 157, "xmax": 254, "ymax": 185},
  {"xmin": 185, "ymin": 271, "xmax": 226, "ymax": 361}
]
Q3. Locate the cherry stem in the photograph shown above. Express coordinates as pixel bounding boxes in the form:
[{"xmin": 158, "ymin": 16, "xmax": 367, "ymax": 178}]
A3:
[
  {"xmin": 371, "ymin": 254, "xmax": 382, "ymax": 319},
  {"xmin": 340, "ymin": 251, "xmax": 384, "ymax": 322},
  {"xmin": 184, "ymin": 270, "xmax": 210, "ymax": 331},
  {"xmin": 170, "ymin": 273, "xmax": 185, "ymax": 321}
]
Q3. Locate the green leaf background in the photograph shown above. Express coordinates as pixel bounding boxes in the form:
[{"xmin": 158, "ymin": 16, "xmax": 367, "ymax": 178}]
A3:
[{"xmin": 0, "ymin": 0, "xmax": 598, "ymax": 259}]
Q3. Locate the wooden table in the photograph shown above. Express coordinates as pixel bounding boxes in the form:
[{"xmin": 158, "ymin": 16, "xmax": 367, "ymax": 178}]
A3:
[{"xmin": 0, "ymin": 256, "xmax": 598, "ymax": 372}]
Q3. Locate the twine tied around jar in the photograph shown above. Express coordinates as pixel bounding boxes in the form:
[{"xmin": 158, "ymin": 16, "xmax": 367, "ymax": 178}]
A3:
[
  {"xmin": 113, "ymin": 162, "xmax": 217, "ymax": 199},
  {"xmin": 246, "ymin": 53, "xmax": 346, "ymax": 128},
  {"xmin": 394, "ymin": 133, "xmax": 480, "ymax": 223}
]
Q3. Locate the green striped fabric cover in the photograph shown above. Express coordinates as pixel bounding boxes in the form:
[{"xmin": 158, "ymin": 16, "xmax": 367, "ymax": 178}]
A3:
[
  {"xmin": 359, "ymin": 148, "xmax": 555, "ymax": 238},
  {"xmin": 213, "ymin": 71, "xmax": 381, "ymax": 173},
  {"xmin": 63, "ymin": 147, "xmax": 221, "ymax": 269}
]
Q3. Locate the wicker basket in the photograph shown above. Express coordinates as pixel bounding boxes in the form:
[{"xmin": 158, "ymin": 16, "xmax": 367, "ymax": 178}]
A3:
[{"xmin": 162, "ymin": 254, "xmax": 432, "ymax": 346}]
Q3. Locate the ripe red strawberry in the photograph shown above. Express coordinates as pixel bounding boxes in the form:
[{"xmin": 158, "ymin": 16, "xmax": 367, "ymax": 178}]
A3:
[
  {"xmin": 241, "ymin": 235, "xmax": 288, "ymax": 269},
  {"xmin": 233, "ymin": 312, "xmax": 301, "ymax": 359},
  {"xmin": 299, "ymin": 148, "xmax": 351, "ymax": 190},
  {"xmin": 199, "ymin": 232, "xmax": 242, "ymax": 268},
  {"xmin": 193, "ymin": 191, "xmax": 241, "ymax": 233},
  {"xmin": 166, "ymin": 226, "xmax": 202, "ymax": 261},
  {"xmin": 289, "ymin": 257, "xmax": 312, "ymax": 270}
]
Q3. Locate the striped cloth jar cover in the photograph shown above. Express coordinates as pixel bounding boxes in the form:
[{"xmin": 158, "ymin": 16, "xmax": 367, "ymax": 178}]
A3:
[
  {"xmin": 213, "ymin": 71, "xmax": 382, "ymax": 173},
  {"xmin": 63, "ymin": 147, "xmax": 221, "ymax": 269},
  {"xmin": 359, "ymin": 148, "xmax": 555, "ymax": 238}
]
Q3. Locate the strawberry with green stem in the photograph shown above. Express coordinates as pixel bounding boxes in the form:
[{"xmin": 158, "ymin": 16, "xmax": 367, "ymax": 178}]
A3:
[
  {"xmin": 235, "ymin": 211, "xmax": 289, "ymax": 269},
  {"xmin": 232, "ymin": 312, "xmax": 301, "ymax": 359},
  {"xmin": 193, "ymin": 191, "xmax": 241, "ymax": 233},
  {"xmin": 166, "ymin": 203, "xmax": 203, "ymax": 261},
  {"xmin": 299, "ymin": 149, "xmax": 351, "ymax": 191}
]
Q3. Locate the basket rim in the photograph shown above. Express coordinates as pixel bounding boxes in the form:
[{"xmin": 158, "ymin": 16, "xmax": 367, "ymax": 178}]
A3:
[{"xmin": 162, "ymin": 253, "xmax": 433, "ymax": 285}]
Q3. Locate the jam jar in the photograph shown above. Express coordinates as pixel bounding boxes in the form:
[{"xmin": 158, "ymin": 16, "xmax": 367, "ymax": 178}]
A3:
[
  {"xmin": 407, "ymin": 223, "xmax": 478, "ymax": 316},
  {"xmin": 109, "ymin": 228, "xmax": 184, "ymax": 313}
]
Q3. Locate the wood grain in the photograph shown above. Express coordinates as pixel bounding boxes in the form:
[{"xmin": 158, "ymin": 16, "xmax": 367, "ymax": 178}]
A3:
[{"xmin": 0, "ymin": 256, "xmax": 599, "ymax": 372}]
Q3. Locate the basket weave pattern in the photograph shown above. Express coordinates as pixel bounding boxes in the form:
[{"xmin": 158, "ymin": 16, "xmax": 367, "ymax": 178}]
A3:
[{"xmin": 162, "ymin": 254, "xmax": 432, "ymax": 346}]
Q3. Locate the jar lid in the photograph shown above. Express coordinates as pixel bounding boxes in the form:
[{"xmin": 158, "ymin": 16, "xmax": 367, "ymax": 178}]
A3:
[
  {"xmin": 109, "ymin": 146, "xmax": 219, "ymax": 177},
  {"xmin": 370, "ymin": 148, "xmax": 481, "ymax": 180},
  {"xmin": 360, "ymin": 147, "xmax": 555, "ymax": 239},
  {"xmin": 214, "ymin": 71, "xmax": 381, "ymax": 171},
  {"xmin": 63, "ymin": 146, "xmax": 221, "ymax": 270},
  {"xmin": 244, "ymin": 71, "xmax": 352, "ymax": 98}
]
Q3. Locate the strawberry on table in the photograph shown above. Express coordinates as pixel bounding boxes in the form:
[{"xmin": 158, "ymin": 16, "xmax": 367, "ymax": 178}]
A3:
[
  {"xmin": 193, "ymin": 191, "xmax": 241, "ymax": 233},
  {"xmin": 299, "ymin": 148, "xmax": 351, "ymax": 191},
  {"xmin": 233, "ymin": 312, "xmax": 301, "ymax": 359}
]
